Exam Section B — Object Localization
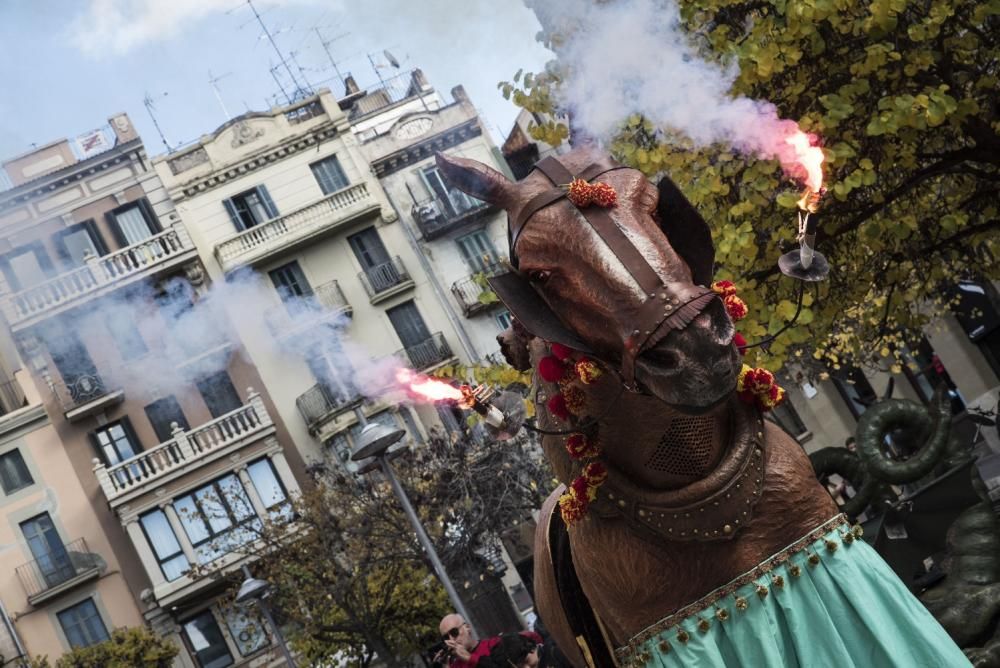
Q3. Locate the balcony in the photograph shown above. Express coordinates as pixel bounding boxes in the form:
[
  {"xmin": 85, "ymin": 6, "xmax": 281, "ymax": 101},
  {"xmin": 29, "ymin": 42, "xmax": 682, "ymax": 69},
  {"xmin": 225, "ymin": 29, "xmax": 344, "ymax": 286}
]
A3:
[
  {"xmin": 397, "ymin": 332, "xmax": 454, "ymax": 371},
  {"xmin": 451, "ymin": 265, "xmax": 504, "ymax": 317},
  {"xmin": 357, "ymin": 256, "xmax": 414, "ymax": 304},
  {"xmin": 264, "ymin": 280, "xmax": 352, "ymax": 343},
  {"xmin": 93, "ymin": 392, "xmax": 274, "ymax": 506},
  {"xmin": 53, "ymin": 373, "xmax": 124, "ymax": 423},
  {"xmin": 1, "ymin": 227, "xmax": 196, "ymax": 330},
  {"xmin": 215, "ymin": 183, "xmax": 381, "ymax": 273},
  {"xmin": 15, "ymin": 538, "xmax": 103, "ymax": 605},
  {"xmin": 296, "ymin": 382, "xmax": 362, "ymax": 435},
  {"xmin": 411, "ymin": 195, "xmax": 494, "ymax": 241}
]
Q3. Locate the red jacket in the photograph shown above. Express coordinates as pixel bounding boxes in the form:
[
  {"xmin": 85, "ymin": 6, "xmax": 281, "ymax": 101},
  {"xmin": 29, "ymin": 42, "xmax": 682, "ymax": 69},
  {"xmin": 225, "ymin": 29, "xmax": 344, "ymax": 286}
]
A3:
[{"xmin": 450, "ymin": 632, "xmax": 543, "ymax": 668}]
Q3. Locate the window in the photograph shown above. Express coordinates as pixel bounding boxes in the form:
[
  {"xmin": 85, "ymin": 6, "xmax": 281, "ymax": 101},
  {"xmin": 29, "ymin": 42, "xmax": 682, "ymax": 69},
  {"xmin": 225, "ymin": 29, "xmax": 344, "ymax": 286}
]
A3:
[
  {"xmin": 53, "ymin": 220, "xmax": 107, "ymax": 267},
  {"xmin": 0, "ymin": 449, "xmax": 33, "ymax": 494},
  {"xmin": 310, "ymin": 155, "xmax": 349, "ymax": 195},
  {"xmin": 348, "ymin": 227, "xmax": 391, "ymax": 270},
  {"xmin": 832, "ymin": 367, "xmax": 878, "ymax": 420},
  {"xmin": 456, "ymin": 230, "xmax": 499, "ymax": 273},
  {"xmin": 158, "ymin": 278, "xmax": 223, "ymax": 356},
  {"xmin": 901, "ymin": 338, "xmax": 966, "ymax": 415},
  {"xmin": 387, "ymin": 301, "xmax": 432, "ymax": 349},
  {"xmin": 145, "ymin": 396, "xmax": 190, "ymax": 443},
  {"xmin": 182, "ymin": 610, "xmax": 235, "ymax": 668},
  {"xmin": 496, "ymin": 310, "xmax": 512, "ymax": 331},
  {"xmin": 139, "ymin": 509, "xmax": 190, "ymax": 581},
  {"xmin": 91, "ymin": 420, "xmax": 141, "ymax": 466},
  {"xmin": 43, "ymin": 327, "xmax": 102, "ymax": 404},
  {"xmin": 57, "ymin": 599, "xmax": 109, "ymax": 649},
  {"xmin": 246, "ymin": 458, "xmax": 291, "ymax": 519},
  {"xmin": 106, "ymin": 199, "xmax": 160, "ymax": 247},
  {"xmin": 269, "ymin": 261, "xmax": 314, "ymax": 310},
  {"xmin": 222, "ymin": 605, "xmax": 268, "ymax": 657},
  {"xmin": 197, "ymin": 372, "xmax": 243, "ymax": 418},
  {"xmin": 421, "ymin": 165, "xmax": 479, "ymax": 217},
  {"xmin": 21, "ymin": 513, "xmax": 74, "ymax": 588},
  {"xmin": 174, "ymin": 474, "xmax": 260, "ymax": 565},
  {"xmin": 223, "ymin": 186, "xmax": 278, "ymax": 231},
  {"xmin": 0, "ymin": 243, "xmax": 55, "ymax": 291},
  {"xmin": 106, "ymin": 309, "xmax": 148, "ymax": 360}
]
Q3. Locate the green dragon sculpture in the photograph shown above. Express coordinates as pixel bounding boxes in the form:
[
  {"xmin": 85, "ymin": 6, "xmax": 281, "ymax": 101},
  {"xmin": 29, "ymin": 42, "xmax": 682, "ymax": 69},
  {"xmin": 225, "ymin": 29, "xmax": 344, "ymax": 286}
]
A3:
[{"xmin": 809, "ymin": 393, "xmax": 1000, "ymax": 666}]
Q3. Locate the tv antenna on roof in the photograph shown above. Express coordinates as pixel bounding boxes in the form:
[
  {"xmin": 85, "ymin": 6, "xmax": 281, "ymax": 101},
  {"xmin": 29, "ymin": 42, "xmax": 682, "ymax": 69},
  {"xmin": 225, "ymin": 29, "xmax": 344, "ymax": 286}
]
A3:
[
  {"xmin": 142, "ymin": 91, "xmax": 172, "ymax": 152},
  {"xmin": 314, "ymin": 28, "xmax": 349, "ymax": 90},
  {"xmin": 208, "ymin": 70, "xmax": 233, "ymax": 121},
  {"xmin": 244, "ymin": 0, "xmax": 306, "ymax": 96}
]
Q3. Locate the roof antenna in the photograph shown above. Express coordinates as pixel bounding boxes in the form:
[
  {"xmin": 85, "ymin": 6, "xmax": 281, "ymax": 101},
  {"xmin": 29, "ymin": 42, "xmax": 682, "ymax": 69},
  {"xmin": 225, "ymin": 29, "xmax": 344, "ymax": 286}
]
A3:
[
  {"xmin": 142, "ymin": 92, "xmax": 172, "ymax": 152},
  {"xmin": 315, "ymin": 28, "xmax": 349, "ymax": 90},
  {"xmin": 245, "ymin": 0, "xmax": 307, "ymax": 99},
  {"xmin": 208, "ymin": 70, "xmax": 233, "ymax": 121}
]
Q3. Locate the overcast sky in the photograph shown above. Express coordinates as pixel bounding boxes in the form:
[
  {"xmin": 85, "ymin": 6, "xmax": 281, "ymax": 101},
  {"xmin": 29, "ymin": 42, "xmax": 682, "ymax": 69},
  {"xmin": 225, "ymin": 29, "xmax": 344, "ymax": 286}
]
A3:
[{"xmin": 0, "ymin": 0, "xmax": 553, "ymax": 161}]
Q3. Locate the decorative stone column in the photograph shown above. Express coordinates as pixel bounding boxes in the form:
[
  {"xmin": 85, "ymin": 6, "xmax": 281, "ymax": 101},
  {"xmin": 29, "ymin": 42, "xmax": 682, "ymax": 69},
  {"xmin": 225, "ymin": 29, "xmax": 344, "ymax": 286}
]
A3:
[
  {"xmin": 236, "ymin": 465, "xmax": 270, "ymax": 518},
  {"xmin": 125, "ymin": 518, "xmax": 167, "ymax": 587},
  {"xmin": 162, "ymin": 502, "xmax": 198, "ymax": 564}
]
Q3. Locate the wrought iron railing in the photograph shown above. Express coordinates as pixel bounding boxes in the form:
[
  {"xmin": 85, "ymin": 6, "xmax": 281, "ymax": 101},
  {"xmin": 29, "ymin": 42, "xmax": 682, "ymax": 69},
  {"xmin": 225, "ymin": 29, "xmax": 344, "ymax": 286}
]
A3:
[
  {"xmin": 397, "ymin": 332, "xmax": 454, "ymax": 370},
  {"xmin": 263, "ymin": 280, "xmax": 351, "ymax": 337},
  {"xmin": 54, "ymin": 372, "xmax": 115, "ymax": 412},
  {"xmin": 94, "ymin": 392, "xmax": 272, "ymax": 501},
  {"xmin": 411, "ymin": 195, "xmax": 492, "ymax": 240},
  {"xmin": 357, "ymin": 256, "xmax": 411, "ymax": 298},
  {"xmin": 15, "ymin": 537, "xmax": 101, "ymax": 600},
  {"xmin": 296, "ymin": 382, "xmax": 362, "ymax": 432},
  {"xmin": 451, "ymin": 265, "xmax": 504, "ymax": 316}
]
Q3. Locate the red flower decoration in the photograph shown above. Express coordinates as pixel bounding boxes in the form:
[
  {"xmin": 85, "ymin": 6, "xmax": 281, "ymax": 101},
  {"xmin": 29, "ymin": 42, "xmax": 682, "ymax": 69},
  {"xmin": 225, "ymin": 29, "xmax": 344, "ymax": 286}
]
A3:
[
  {"xmin": 711, "ymin": 280, "xmax": 738, "ymax": 297},
  {"xmin": 565, "ymin": 433, "xmax": 601, "ymax": 460},
  {"xmin": 570, "ymin": 475, "xmax": 590, "ymax": 499},
  {"xmin": 737, "ymin": 364, "xmax": 786, "ymax": 411},
  {"xmin": 575, "ymin": 358, "xmax": 603, "ymax": 384},
  {"xmin": 582, "ymin": 461, "xmax": 608, "ymax": 486},
  {"xmin": 562, "ymin": 385, "xmax": 587, "ymax": 416},
  {"xmin": 559, "ymin": 489, "xmax": 588, "ymax": 524},
  {"xmin": 567, "ymin": 178, "xmax": 593, "ymax": 207},
  {"xmin": 733, "ymin": 332, "xmax": 748, "ymax": 355},
  {"xmin": 724, "ymin": 294, "xmax": 748, "ymax": 321},
  {"xmin": 550, "ymin": 343, "xmax": 574, "ymax": 361},
  {"xmin": 538, "ymin": 355, "xmax": 568, "ymax": 383},
  {"xmin": 547, "ymin": 393, "xmax": 569, "ymax": 420},
  {"xmin": 589, "ymin": 182, "xmax": 618, "ymax": 208}
]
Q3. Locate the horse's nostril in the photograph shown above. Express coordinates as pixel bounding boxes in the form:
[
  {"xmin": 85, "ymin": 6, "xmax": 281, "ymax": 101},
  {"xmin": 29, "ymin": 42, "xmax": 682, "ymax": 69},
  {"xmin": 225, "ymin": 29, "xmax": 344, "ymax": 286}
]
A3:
[{"xmin": 643, "ymin": 348, "xmax": 679, "ymax": 370}]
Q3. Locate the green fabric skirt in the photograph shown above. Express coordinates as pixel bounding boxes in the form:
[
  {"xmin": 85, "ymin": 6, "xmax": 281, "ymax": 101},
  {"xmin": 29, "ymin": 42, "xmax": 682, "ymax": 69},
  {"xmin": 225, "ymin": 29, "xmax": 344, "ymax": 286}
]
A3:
[{"xmin": 614, "ymin": 515, "xmax": 970, "ymax": 667}]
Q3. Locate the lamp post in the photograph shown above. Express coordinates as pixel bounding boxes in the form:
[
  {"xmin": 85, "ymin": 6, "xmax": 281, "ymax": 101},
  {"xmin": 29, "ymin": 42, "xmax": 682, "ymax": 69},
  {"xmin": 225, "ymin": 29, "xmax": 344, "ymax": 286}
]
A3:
[
  {"xmin": 350, "ymin": 407, "xmax": 477, "ymax": 635},
  {"xmin": 236, "ymin": 567, "xmax": 298, "ymax": 667}
]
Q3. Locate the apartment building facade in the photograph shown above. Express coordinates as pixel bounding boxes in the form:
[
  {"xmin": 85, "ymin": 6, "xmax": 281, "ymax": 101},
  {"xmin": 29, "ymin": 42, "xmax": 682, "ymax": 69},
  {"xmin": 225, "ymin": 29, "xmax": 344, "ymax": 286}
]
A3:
[
  {"xmin": 353, "ymin": 72, "xmax": 514, "ymax": 367},
  {"xmin": 151, "ymin": 88, "xmax": 468, "ymax": 472},
  {"xmin": 0, "ymin": 115, "xmax": 304, "ymax": 667}
]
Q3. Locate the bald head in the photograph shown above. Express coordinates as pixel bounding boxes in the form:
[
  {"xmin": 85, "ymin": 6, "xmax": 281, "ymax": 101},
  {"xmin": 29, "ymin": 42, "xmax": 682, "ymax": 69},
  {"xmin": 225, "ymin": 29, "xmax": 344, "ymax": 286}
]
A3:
[
  {"xmin": 440, "ymin": 613, "xmax": 475, "ymax": 652},
  {"xmin": 439, "ymin": 614, "xmax": 464, "ymax": 635}
]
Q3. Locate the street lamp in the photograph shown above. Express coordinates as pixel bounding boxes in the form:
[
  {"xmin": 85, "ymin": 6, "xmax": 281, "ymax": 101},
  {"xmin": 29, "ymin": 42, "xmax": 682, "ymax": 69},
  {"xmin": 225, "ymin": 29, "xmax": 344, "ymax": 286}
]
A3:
[
  {"xmin": 350, "ymin": 407, "xmax": 477, "ymax": 635},
  {"xmin": 236, "ymin": 568, "xmax": 298, "ymax": 667}
]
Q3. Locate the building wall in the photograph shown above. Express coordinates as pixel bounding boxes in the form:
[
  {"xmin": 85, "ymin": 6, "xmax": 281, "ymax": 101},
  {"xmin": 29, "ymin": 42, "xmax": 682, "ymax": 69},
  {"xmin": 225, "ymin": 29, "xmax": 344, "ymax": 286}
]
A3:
[{"xmin": 0, "ymin": 372, "xmax": 144, "ymax": 662}]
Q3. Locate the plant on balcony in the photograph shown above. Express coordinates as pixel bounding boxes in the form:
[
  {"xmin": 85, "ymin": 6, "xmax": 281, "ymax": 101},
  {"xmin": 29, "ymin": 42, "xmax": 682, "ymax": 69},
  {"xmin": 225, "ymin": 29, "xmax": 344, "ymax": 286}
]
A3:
[
  {"xmin": 28, "ymin": 626, "xmax": 178, "ymax": 668},
  {"xmin": 471, "ymin": 271, "xmax": 499, "ymax": 306}
]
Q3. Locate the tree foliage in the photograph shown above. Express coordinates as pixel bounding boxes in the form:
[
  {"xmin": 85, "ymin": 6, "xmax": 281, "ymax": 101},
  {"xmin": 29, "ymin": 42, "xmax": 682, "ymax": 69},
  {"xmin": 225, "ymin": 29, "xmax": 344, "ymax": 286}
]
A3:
[
  {"xmin": 28, "ymin": 627, "xmax": 178, "ymax": 668},
  {"xmin": 502, "ymin": 0, "xmax": 999, "ymax": 377},
  {"xmin": 205, "ymin": 427, "xmax": 553, "ymax": 668}
]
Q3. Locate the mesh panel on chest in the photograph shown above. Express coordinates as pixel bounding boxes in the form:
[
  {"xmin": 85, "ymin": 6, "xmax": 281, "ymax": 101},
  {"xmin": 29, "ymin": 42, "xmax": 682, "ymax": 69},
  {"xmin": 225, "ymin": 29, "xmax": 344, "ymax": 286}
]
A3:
[{"xmin": 645, "ymin": 415, "xmax": 719, "ymax": 477}]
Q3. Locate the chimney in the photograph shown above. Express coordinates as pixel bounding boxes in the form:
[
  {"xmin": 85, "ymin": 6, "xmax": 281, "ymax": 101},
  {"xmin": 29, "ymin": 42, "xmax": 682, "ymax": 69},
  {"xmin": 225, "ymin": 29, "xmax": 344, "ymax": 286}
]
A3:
[
  {"xmin": 108, "ymin": 112, "xmax": 139, "ymax": 144},
  {"xmin": 344, "ymin": 75, "xmax": 360, "ymax": 96},
  {"xmin": 412, "ymin": 68, "xmax": 430, "ymax": 89},
  {"xmin": 451, "ymin": 85, "xmax": 471, "ymax": 106}
]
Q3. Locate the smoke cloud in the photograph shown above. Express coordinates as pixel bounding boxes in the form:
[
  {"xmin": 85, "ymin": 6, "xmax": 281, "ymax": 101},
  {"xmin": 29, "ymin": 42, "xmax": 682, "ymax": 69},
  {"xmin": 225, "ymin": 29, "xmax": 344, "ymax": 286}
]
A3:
[{"xmin": 525, "ymin": 0, "xmax": 817, "ymax": 185}]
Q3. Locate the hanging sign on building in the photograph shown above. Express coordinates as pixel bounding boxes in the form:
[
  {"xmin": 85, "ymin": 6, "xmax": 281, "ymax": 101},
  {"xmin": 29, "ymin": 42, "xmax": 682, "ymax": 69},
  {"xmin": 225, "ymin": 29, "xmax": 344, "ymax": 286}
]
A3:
[{"xmin": 75, "ymin": 128, "xmax": 111, "ymax": 158}]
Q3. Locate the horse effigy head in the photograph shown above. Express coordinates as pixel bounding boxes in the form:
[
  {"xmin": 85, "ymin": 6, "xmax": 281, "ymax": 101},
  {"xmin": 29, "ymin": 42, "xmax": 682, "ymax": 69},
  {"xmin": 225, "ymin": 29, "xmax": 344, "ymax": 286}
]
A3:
[{"xmin": 436, "ymin": 147, "xmax": 739, "ymax": 410}]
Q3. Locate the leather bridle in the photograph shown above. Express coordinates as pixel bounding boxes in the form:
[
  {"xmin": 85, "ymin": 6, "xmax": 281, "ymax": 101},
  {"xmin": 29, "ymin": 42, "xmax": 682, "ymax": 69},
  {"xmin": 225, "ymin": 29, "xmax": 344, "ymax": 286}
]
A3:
[{"xmin": 501, "ymin": 155, "xmax": 717, "ymax": 389}]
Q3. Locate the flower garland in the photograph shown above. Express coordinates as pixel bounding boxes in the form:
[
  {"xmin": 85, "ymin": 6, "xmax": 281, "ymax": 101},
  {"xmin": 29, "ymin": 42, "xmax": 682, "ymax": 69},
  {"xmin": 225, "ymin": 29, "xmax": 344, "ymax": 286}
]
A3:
[
  {"xmin": 566, "ymin": 178, "xmax": 618, "ymax": 208},
  {"xmin": 711, "ymin": 280, "xmax": 787, "ymax": 412},
  {"xmin": 537, "ymin": 343, "xmax": 608, "ymax": 525}
]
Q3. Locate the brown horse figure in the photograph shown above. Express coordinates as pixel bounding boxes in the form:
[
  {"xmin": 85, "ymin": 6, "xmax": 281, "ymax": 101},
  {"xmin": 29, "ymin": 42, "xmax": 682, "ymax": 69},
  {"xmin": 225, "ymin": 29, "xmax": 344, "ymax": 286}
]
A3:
[{"xmin": 436, "ymin": 147, "xmax": 970, "ymax": 667}]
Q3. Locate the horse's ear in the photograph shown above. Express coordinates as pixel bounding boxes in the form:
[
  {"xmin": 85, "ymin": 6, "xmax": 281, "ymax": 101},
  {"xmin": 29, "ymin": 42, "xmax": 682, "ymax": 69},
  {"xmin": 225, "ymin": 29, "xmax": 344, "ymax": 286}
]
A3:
[
  {"xmin": 435, "ymin": 152, "xmax": 514, "ymax": 207},
  {"xmin": 655, "ymin": 176, "xmax": 715, "ymax": 286}
]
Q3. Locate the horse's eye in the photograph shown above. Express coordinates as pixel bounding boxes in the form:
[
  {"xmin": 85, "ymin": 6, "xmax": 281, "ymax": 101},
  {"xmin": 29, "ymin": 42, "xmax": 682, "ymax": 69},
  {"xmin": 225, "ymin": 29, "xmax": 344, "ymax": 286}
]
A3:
[{"xmin": 529, "ymin": 270, "xmax": 551, "ymax": 284}]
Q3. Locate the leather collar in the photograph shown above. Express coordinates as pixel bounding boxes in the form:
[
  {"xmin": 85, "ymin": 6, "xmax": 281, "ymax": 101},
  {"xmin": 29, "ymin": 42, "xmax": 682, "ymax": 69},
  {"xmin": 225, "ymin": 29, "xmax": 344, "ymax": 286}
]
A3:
[{"xmin": 591, "ymin": 399, "xmax": 766, "ymax": 543}]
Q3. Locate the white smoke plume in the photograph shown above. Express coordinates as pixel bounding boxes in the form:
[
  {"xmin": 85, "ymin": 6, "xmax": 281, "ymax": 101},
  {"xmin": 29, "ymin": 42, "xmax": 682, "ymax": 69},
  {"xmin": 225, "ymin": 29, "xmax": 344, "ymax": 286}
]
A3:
[{"xmin": 524, "ymin": 0, "xmax": 817, "ymax": 186}]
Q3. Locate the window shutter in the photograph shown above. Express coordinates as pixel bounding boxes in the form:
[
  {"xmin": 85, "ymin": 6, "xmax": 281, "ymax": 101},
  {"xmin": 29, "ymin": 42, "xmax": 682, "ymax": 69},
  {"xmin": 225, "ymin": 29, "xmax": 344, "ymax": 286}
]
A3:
[
  {"xmin": 222, "ymin": 199, "xmax": 242, "ymax": 231},
  {"xmin": 84, "ymin": 219, "xmax": 110, "ymax": 256},
  {"xmin": 257, "ymin": 185, "xmax": 279, "ymax": 219},
  {"xmin": 137, "ymin": 198, "xmax": 162, "ymax": 233},
  {"xmin": 105, "ymin": 211, "xmax": 127, "ymax": 247}
]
